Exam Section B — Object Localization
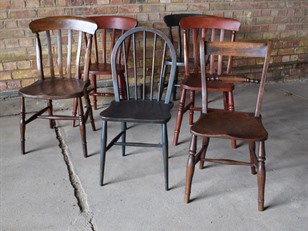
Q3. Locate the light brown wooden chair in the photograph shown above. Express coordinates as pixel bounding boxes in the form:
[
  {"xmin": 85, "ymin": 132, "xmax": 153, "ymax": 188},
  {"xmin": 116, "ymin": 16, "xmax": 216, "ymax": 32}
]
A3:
[
  {"xmin": 19, "ymin": 16, "xmax": 97, "ymax": 157},
  {"xmin": 184, "ymin": 39, "xmax": 272, "ymax": 211},
  {"xmin": 173, "ymin": 16, "xmax": 240, "ymax": 148}
]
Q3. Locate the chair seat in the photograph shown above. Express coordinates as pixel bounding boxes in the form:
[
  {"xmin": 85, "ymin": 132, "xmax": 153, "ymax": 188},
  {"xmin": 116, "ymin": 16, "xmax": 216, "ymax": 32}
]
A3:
[
  {"xmin": 19, "ymin": 78, "xmax": 87, "ymax": 100},
  {"xmin": 191, "ymin": 109, "xmax": 268, "ymax": 141},
  {"xmin": 100, "ymin": 100, "xmax": 173, "ymax": 123},
  {"xmin": 182, "ymin": 74, "xmax": 234, "ymax": 91}
]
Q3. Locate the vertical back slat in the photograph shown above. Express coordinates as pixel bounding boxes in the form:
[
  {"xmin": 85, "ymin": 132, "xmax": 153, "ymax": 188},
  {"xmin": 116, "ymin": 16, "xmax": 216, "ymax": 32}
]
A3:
[
  {"xmin": 142, "ymin": 31, "xmax": 146, "ymax": 100},
  {"xmin": 227, "ymin": 31, "xmax": 237, "ymax": 74},
  {"xmin": 75, "ymin": 31, "xmax": 83, "ymax": 79},
  {"xmin": 67, "ymin": 30, "xmax": 72, "ymax": 78},
  {"xmin": 35, "ymin": 33, "xmax": 44, "ymax": 80},
  {"xmin": 46, "ymin": 31, "xmax": 54, "ymax": 78},
  {"xmin": 209, "ymin": 28, "xmax": 216, "ymax": 74},
  {"xmin": 57, "ymin": 30, "xmax": 63, "ymax": 78},
  {"xmin": 192, "ymin": 29, "xmax": 199, "ymax": 75},
  {"xmin": 102, "ymin": 29, "xmax": 107, "ymax": 63},
  {"xmin": 150, "ymin": 33, "xmax": 157, "ymax": 100},
  {"xmin": 158, "ymin": 41, "xmax": 167, "ymax": 101},
  {"xmin": 133, "ymin": 33, "xmax": 138, "ymax": 100}
]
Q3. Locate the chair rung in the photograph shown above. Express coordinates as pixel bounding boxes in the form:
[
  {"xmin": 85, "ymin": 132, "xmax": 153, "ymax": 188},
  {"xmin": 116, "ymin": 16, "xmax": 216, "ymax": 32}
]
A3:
[
  {"xmin": 114, "ymin": 142, "xmax": 162, "ymax": 148},
  {"xmin": 38, "ymin": 115, "xmax": 79, "ymax": 120},
  {"xmin": 203, "ymin": 158, "xmax": 254, "ymax": 166}
]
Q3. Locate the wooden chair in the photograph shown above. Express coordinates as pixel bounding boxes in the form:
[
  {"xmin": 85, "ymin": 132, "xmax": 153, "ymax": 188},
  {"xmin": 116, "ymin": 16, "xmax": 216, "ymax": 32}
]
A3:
[
  {"xmin": 173, "ymin": 16, "xmax": 241, "ymax": 148},
  {"xmin": 84, "ymin": 15, "xmax": 138, "ymax": 110},
  {"xmin": 162, "ymin": 13, "xmax": 205, "ymax": 100},
  {"xmin": 184, "ymin": 39, "xmax": 272, "ymax": 211},
  {"xmin": 99, "ymin": 27, "xmax": 177, "ymax": 190},
  {"xmin": 19, "ymin": 16, "xmax": 97, "ymax": 158}
]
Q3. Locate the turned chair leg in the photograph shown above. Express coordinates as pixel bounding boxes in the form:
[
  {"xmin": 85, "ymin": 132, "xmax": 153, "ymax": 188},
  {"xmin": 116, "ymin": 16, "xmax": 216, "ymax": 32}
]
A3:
[
  {"xmin": 173, "ymin": 88, "xmax": 187, "ymax": 146},
  {"xmin": 257, "ymin": 141, "xmax": 266, "ymax": 211},
  {"xmin": 223, "ymin": 91, "xmax": 237, "ymax": 149},
  {"xmin": 162, "ymin": 123, "xmax": 169, "ymax": 191},
  {"xmin": 184, "ymin": 135, "xmax": 197, "ymax": 203},
  {"xmin": 77, "ymin": 97, "xmax": 88, "ymax": 158},
  {"xmin": 199, "ymin": 137, "xmax": 209, "ymax": 169},
  {"xmin": 188, "ymin": 90, "xmax": 195, "ymax": 125},
  {"xmin": 100, "ymin": 120, "xmax": 107, "ymax": 186},
  {"xmin": 20, "ymin": 97, "xmax": 26, "ymax": 155}
]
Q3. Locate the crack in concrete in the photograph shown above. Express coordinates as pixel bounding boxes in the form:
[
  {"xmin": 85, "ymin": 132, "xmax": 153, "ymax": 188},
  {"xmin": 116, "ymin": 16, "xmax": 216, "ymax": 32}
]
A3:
[{"xmin": 55, "ymin": 126, "xmax": 96, "ymax": 230}]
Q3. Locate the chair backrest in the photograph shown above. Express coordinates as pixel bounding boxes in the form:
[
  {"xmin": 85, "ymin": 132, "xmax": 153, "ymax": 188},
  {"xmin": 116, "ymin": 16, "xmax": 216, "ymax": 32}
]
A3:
[
  {"xmin": 111, "ymin": 26, "xmax": 177, "ymax": 104},
  {"xmin": 200, "ymin": 40, "xmax": 272, "ymax": 116},
  {"xmin": 163, "ymin": 13, "xmax": 206, "ymax": 60},
  {"xmin": 87, "ymin": 16, "xmax": 138, "ymax": 65},
  {"xmin": 29, "ymin": 16, "xmax": 98, "ymax": 81},
  {"xmin": 179, "ymin": 16, "xmax": 241, "ymax": 76}
]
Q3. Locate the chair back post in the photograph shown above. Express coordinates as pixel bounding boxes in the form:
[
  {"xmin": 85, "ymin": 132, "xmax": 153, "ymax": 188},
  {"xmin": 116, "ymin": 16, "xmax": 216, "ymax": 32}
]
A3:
[
  {"xmin": 111, "ymin": 26, "xmax": 177, "ymax": 104},
  {"xmin": 255, "ymin": 40, "xmax": 272, "ymax": 117}
]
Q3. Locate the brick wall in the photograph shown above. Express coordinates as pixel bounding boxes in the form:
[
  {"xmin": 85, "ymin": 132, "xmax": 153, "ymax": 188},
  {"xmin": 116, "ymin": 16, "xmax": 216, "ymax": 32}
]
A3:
[{"xmin": 0, "ymin": 0, "xmax": 307, "ymax": 94}]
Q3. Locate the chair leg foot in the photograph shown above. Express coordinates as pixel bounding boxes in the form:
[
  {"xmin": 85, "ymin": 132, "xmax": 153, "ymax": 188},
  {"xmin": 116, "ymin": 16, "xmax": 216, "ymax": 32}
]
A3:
[
  {"xmin": 184, "ymin": 193, "xmax": 190, "ymax": 204},
  {"xmin": 231, "ymin": 139, "xmax": 236, "ymax": 149},
  {"xmin": 258, "ymin": 201, "xmax": 264, "ymax": 211}
]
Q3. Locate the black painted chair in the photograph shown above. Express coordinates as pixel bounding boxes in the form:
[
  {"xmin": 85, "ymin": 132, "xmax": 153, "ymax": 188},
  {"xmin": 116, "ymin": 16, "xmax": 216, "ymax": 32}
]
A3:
[{"xmin": 99, "ymin": 27, "xmax": 177, "ymax": 190}]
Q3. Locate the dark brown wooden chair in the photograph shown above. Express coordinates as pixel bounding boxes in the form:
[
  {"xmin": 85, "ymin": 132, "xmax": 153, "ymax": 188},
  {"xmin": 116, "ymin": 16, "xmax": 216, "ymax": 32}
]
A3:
[
  {"xmin": 162, "ymin": 13, "xmax": 205, "ymax": 100},
  {"xmin": 173, "ymin": 16, "xmax": 241, "ymax": 148},
  {"xmin": 19, "ymin": 16, "xmax": 97, "ymax": 158},
  {"xmin": 83, "ymin": 15, "xmax": 138, "ymax": 110},
  {"xmin": 99, "ymin": 27, "xmax": 177, "ymax": 190},
  {"xmin": 184, "ymin": 39, "xmax": 272, "ymax": 211}
]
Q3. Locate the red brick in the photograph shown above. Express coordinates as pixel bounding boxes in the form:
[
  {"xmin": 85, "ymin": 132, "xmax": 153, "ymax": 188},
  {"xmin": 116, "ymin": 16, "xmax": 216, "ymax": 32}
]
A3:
[
  {"xmin": 188, "ymin": 4, "xmax": 210, "ymax": 11},
  {"xmin": 0, "ymin": 0, "xmax": 11, "ymax": 10},
  {"xmin": 0, "ymin": 71, "xmax": 12, "ymax": 80},
  {"xmin": 41, "ymin": 0, "xmax": 56, "ymax": 7},
  {"xmin": 7, "ymin": 80, "xmax": 21, "ymax": 89},
  {"xmin": 19, "ymin": 38, "xmax": 34, "ymax": 48},
  {"xmin": 38, "ymin": 8, "xmax": 65, "ymax": 17},
  {"xmin": 5, "ymin": 39, "xmax": 20, "ymax": 49},
  {"xmin": 71, "ymin": 0, "xmax": 84, "ymax": 6},
  {"xmin": 119, "ymin": 5, "xmax": 141, "ymax": 13},
  {"xmin": 3, "ymin": 62, "xmax": 17, "ymax": 71},
  {"xmin": 11, "ymin": 0, "xmax": 25, "ymax": 8},
  {"xmin": 5, "ymin": 20, "xmax": 18, "ymax": 29},
  {"xmin": 210, "ymin": 2, "xmax": 230, "ymax": 11},
  {"xmin": 25, "ymin": 0, "xmax": 40, "ymax": 8},
  {"xmin": 93, "ymin": 6, "xmax": 118, "ymax": 14},
  {"xmin": 74, "ymin": 7, "xmax": 92, "ymax": 16},
  {"xmin": 0, "ymin": 82, "xmax": 7, "ymax": 91},
  {"xmin": 84, "ymin": 0, "xmax": 97, "ymax": 4},
  {"xmin": 286, "ymin": 23, "xmax": 303, "ymax": 30},
  {"xmin": 9, "ymin": 10, "xmax": 37, "ymax": 19}
]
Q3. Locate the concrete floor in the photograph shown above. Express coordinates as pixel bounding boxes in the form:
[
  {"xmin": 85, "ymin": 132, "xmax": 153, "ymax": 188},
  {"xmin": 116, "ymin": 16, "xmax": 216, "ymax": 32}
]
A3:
[{"xmin": 0, "ymin": 81, "xmax": 307, "ymax": 230}]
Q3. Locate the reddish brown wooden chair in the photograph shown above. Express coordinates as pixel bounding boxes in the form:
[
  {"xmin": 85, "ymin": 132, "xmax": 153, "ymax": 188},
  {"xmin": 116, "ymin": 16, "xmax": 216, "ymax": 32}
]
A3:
[
  {"xmin": 84, "ymin": 15, "xmax": 138, "ymax": 110},
  {"xmin": 19, "ymin": 16, "xmax": 97, "ymax": 157},
  {"xmin": 173, "ymin": 16, "xmax": 240, "ymax": 148},
  {"xmin": 184, "ymin": 39, "xmax": 272, "ymax": 211}
]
